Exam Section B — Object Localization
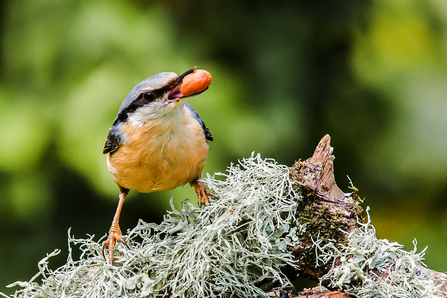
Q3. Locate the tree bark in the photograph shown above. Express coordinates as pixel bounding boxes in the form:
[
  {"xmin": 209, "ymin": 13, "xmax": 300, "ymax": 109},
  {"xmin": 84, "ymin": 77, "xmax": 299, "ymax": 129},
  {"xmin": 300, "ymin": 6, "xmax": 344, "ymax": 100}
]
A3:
[{"xmin": 286, "ymin": 134, "xmax": 447, "ymax": 297}]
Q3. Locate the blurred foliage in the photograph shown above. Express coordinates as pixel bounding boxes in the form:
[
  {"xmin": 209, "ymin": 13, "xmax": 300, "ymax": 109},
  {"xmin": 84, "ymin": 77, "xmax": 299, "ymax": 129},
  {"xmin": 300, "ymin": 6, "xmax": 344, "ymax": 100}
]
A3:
[{"xmin": 1, "ymin": 0, "xmax": 447, "ymax": 295}]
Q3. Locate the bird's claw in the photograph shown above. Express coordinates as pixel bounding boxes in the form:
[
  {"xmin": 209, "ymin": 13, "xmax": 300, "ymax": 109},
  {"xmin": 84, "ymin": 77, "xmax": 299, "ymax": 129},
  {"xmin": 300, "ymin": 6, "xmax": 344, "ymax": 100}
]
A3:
[
  {"xmin": 102, "ymin": 225, "xmax": 128, "ymax": 264},
  {"xmin": 192, "ymin": 180, "xmax": 213, "ymax": 208}
]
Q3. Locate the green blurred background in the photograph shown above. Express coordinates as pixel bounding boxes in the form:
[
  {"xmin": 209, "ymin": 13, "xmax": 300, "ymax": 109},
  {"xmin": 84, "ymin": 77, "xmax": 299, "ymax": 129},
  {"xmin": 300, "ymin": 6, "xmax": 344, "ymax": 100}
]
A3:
[{"xmin": 1, "ymin": 0, "xmax": 447, "ymax": 294}]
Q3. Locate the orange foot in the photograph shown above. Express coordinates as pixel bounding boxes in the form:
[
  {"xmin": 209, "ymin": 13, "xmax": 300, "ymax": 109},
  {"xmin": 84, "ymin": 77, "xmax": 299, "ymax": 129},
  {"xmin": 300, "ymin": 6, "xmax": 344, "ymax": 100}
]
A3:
[
  {"xmin": 191, "ymin": 178, "xmax": 213, "ymax": 207},
  {"xmin": 102, "ymin": 223, "xmax": 128, "ymax": 264}
]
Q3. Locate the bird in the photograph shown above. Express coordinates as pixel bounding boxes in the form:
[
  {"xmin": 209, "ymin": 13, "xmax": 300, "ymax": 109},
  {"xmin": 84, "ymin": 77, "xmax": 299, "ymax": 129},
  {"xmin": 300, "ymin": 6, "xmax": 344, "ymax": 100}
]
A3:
[{"xmin": 102, "ymin": 67, "xmax": 213, "ymax": 263}]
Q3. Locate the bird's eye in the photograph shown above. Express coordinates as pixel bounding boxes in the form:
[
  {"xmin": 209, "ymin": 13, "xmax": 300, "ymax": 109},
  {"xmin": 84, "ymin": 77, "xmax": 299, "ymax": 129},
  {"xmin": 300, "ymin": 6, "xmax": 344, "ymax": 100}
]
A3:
[{"xmin": 143, "ymin": 92, "xmax": 155, "ymax": 102}]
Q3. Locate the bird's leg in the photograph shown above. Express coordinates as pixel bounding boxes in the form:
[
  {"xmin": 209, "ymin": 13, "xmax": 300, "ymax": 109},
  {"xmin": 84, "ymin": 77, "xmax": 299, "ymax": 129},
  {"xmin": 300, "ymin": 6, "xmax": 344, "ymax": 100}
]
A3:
[
  {"xmin": 102, "ymin": 186, "xmax": 129, "ymax": 264},
  {"xmin": 190, "ymin": 175, "xmax": 212, "ymax": 207}
]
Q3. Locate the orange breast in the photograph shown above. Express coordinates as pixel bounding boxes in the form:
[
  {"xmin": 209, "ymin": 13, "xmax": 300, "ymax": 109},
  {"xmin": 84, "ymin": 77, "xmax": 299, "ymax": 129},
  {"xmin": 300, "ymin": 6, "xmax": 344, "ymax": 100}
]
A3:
[{"xmin": 107, "ymin": 108, "xmax": 209, "ymax": 193}]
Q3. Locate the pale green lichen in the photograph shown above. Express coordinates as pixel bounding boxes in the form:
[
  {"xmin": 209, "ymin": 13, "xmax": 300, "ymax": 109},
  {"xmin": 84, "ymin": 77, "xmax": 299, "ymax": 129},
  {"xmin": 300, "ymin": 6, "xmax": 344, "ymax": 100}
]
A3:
[
  {"xmin": 315, "ymin": 207, "xmax": 441, "ymax": 298},
  {"xmin": 3, "ymin": 153, "xmax": 304, "ymax": 298},
  {"xmin": 3, "ymin": 154, "xmax": 441, "ymax": 298}
]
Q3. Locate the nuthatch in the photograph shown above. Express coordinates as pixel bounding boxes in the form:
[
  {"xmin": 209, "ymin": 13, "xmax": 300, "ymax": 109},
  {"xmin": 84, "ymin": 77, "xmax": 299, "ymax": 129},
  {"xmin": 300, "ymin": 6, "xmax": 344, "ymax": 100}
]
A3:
[{"xmin": 102, "ymin": 67, "xmax": 213, "ymax": 263}]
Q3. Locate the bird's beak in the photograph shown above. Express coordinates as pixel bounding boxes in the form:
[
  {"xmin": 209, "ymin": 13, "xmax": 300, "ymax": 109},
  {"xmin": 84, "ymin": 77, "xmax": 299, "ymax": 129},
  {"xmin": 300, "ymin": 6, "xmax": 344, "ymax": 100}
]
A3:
[
  {"xmin": 167, "ymin": 84, "xmax": 183, "ymax": 101},
  {"xmin": 168, "ymin": 66, "xmax": 211, "ymax": 102},
  {"xmin": 168, "ymin": 67, "xmax": 197, "ymax": 101}
]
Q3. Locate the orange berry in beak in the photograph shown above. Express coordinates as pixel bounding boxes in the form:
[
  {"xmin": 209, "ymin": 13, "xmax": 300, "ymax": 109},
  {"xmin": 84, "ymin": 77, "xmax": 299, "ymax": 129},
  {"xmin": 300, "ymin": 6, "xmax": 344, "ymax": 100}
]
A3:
[{"xmin": 181, "ymin": 69, "xmax": 212, "ymax": 97}]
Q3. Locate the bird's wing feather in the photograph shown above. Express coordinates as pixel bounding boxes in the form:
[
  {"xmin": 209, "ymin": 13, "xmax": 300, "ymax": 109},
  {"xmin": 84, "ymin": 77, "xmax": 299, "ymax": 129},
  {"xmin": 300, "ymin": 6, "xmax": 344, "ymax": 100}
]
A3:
[
  {"xmin": 103, "ymin": 126, "xmax": 122, "ymax": 154},
  {"xmin": 185, "ymin": 103, "xmax": 213, "ymax": 142}
]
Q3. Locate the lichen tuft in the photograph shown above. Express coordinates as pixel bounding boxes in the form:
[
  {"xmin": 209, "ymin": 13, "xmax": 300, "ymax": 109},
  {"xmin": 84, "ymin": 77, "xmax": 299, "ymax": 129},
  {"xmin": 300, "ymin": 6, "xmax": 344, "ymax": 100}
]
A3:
[
  {"xmin": 4, "ymin": 153, "xmax": 304, "ymax": 298},
  {"xmin": 315, "ymin": 207, "xmax": 441, "ymax": 298}
]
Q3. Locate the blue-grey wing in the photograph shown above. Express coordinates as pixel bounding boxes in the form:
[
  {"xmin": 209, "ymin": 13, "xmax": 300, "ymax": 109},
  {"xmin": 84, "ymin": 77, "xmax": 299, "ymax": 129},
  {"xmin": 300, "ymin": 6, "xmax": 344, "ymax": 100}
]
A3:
[
  {"xmin": 185, "ymin": 103, "xmax": 213, "ymax": 142},
  {"xmin": 103, "ymin": 125, "xmax": 122, "ymax": 154}
]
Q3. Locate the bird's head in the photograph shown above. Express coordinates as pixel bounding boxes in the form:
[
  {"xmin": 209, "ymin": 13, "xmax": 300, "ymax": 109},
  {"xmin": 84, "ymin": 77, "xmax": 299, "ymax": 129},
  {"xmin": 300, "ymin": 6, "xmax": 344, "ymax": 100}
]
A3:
[{"xmin": 112, "ymin": 67, "xmax": 211, "ymax": 126}]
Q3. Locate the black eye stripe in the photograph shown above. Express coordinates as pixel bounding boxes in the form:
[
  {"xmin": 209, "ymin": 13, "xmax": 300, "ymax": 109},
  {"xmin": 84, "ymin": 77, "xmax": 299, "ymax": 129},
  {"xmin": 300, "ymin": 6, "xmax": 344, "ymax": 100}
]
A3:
[
  {"xmin": 130, "ymin": 91, "xmax": 156, "ymax": 109},
  {"xmin": 113, "ymin": 91, "xmax": 157, "ymax": 124}
]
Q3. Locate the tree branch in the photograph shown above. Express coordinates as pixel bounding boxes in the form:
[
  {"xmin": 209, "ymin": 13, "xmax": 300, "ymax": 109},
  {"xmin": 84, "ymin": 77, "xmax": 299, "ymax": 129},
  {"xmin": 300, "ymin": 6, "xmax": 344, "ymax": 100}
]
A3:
[
  {"xmin": 4, "ymin": 135, "xmax": 446, "ymax": 298},
  {"xmin": 286, "ymin": 134, "xmax": 447, "ymax": 297}
]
